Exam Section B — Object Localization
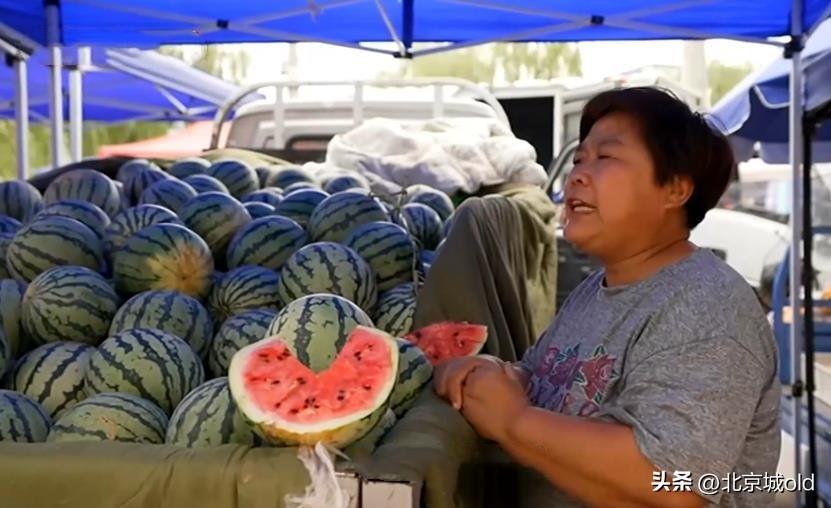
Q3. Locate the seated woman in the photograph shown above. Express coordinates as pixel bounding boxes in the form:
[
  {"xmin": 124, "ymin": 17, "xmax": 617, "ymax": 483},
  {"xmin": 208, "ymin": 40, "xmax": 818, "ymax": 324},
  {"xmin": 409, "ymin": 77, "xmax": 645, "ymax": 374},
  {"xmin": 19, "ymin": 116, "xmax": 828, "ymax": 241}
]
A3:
[{"xmin": 435, "ymin": 86, "xmax": 780, "ymax": 508}]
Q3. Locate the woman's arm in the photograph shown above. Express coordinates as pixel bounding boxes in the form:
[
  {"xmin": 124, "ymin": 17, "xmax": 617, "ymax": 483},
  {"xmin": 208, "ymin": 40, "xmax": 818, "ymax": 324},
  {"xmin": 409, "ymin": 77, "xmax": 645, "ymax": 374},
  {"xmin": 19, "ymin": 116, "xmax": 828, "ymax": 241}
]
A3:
[{"xmin": 498, "ymin": 406, "xmax": 706, "ymax": 508}]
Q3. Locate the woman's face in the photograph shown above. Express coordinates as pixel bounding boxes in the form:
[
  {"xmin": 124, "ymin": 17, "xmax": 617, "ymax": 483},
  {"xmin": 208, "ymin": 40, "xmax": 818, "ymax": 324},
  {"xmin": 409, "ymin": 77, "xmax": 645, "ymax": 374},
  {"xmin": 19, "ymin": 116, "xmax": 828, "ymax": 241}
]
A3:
[{"xmin": 563, "ymin": 112, "xmax": 678, "ymax": 261}]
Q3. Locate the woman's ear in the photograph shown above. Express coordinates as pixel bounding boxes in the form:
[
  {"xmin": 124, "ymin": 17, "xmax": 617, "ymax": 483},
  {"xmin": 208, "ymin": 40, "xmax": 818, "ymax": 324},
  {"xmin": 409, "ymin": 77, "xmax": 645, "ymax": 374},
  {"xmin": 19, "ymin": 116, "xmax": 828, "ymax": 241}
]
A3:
[{"xmin": 665, "ymin": 175, "xmax": 694, "ymax": 210}]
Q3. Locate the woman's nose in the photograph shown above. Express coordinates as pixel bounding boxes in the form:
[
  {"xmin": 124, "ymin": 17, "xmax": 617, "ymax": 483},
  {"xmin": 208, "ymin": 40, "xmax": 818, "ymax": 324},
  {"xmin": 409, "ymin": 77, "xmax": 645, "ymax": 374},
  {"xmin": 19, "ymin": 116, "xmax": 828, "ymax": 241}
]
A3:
[{"xmin": 567, "ymin": 163, "xmax": 590, "ymax": 187}]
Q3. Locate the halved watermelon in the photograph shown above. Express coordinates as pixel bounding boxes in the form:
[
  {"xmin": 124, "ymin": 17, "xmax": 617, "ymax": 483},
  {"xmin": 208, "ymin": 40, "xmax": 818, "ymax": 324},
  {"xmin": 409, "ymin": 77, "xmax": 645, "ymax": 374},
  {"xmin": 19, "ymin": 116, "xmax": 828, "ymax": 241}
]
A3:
[
  {"xmin": 404, "ymin": 321, "xmax": 488, "ymax": 365},
  {"xmin": 228, "ymin": 325, "xmax": 398, "ymax": 449}
]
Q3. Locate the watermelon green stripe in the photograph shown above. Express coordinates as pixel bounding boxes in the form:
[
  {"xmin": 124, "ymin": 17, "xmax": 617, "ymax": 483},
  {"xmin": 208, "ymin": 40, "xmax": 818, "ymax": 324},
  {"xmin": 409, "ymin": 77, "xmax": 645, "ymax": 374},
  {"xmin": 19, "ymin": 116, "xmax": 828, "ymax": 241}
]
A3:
[
  {"xmin": 266, "ymin": 294, "xmax": 373, "ymax": 372},
  {"xmin": 0, "ymin": 390, "xmax": 51, "ymax": 442},
  {"xmin": 7, "ymin": 217, "xmax": 104, "ymax": 282},
  {"xmin": 208, "ymin": 266, "xmax": 280, "ymax": 324},
  {"xmin": 109, "ymin": 290, "xmax": 213, "ymax": 359},
  {"xmin": 13, "ymin": 342, "xmax": 93, "ymax": 418},
  {"xmin": 22, "ymin": 266, "xmax": 119, "ymax": 346},
  {"xmin": 166, "ymin": 377, "xmax": 261, "ymax": 447},
  {"xmin": 209, "ymin": 309, "xmax": 276, "ymax": 377},
  {"xmin": 48, "ymin": 392, "xmax": 167, "ymax": 443},
  {"xmin": 227, "ymin": 216, "xmax": 306, "ymax": 271},
  {"xmin": 277, "ymin": 242, "xmax": 377, "ymax": 311},
  {"xmin": 85, "ymin": 328, "xmax": 204, "ymax": 414}
]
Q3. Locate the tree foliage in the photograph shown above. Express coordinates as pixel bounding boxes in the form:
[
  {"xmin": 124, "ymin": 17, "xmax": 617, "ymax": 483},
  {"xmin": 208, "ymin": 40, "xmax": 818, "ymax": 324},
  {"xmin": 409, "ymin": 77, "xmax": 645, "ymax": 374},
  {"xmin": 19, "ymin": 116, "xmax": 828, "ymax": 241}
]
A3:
[
  {"xmin": 708, "ymin": 60, "xmax": 753, "ymax": 105},
  {"xmin": 388, "ymin": 42, "xmax": 582, "ymax": 85}
]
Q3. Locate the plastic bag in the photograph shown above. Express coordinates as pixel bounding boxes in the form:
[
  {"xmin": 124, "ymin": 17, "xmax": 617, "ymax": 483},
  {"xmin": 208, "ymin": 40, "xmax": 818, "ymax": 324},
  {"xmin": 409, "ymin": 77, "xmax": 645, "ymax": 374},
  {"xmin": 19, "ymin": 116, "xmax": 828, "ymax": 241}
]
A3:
[{"xmin": 284, "ymin": 443, "xmax": 352, "ymax": 508}]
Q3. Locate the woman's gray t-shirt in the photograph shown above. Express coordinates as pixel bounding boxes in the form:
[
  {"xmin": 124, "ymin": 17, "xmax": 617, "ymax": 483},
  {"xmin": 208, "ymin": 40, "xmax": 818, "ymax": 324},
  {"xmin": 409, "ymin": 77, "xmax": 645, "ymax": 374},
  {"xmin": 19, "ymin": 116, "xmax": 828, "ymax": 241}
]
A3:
[{"xmin": 519, "ymin": 247, "xmax": 781, "ymax": 507}]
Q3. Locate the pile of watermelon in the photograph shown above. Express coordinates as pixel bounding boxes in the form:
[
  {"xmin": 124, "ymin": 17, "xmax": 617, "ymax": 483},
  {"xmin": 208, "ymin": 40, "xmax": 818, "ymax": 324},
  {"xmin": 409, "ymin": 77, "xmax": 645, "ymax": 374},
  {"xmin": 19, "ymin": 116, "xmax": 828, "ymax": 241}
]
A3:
[{"xmin": 0, "ymin": 157, "xmax": 487, "ymax": 454}]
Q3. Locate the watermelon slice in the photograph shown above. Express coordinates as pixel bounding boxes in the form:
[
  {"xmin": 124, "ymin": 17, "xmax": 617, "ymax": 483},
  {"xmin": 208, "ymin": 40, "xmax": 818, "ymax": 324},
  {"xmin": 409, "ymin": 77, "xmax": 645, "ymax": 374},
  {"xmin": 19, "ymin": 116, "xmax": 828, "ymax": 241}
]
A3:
[
  {"xmin": 404, "ymin": 321, "xmax": 488, "ymax": 365},
  {"xmin": 228, "ymin": 325, "xmax": 398, "ymax": 448}
]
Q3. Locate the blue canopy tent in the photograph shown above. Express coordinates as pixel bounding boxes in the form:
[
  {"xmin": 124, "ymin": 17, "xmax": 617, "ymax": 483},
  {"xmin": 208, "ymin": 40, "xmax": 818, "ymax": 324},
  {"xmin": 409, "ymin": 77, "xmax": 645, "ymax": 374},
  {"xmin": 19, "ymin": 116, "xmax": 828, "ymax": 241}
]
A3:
[
  {"xmin": 713, "ymin": 16, "xmax": 831, "ymax": 163},
  {"xmin": 2, "ymin": 1, "xmax": 831, "ymax": 506},
  {"xmin": 0, "ymin": 47, "xmax": 253, "ymax": 176}
]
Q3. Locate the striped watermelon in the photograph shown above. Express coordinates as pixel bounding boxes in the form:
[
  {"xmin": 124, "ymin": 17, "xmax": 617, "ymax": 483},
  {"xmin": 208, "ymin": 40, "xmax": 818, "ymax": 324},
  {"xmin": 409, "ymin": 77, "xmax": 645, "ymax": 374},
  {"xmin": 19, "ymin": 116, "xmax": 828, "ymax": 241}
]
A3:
[
  {"xmin": 323, "ymin": 174, "xmax": 370, "ymax": 194},
  {"xmin": 401, "ymin": 203, "xmax": 443, "ymax": 250},
  {"xmin": 139, "ymin": 179, "xmax": 198, "ymax": 214},
  {"xmin": 12, "ymin": 342, "xmax": 94, "ymax": 418},
  {"xmin": 47, "ymin": 392, "xmax": 167, "ymax": 444},
  {"xmin": 389, "ymin": 338, "xmax": 433, "ymax": 417},
  {"xmin": 33, "ymin": 200, "xmax": 110, "ymax": 240},
  {"xmin": 227, "ymin": 216, "xmax": 307, "ymax": 272},
  {"xmin": 0, "ymin": 215, "xmax": 22, "ymax": 234},
  {"xmin": 0, "ymin": 326, "xmax": 7, "ymax": 379},
  {"xmin": 105, "ymin": 204, "xmax": 182, "ymax": 254},
  {"xmin": 7, "ymin": 216, "xmax": 105, "ymax": 282},
  {"xmin": 277, "ymin": 242, "xmax": 377, "ymax": 311},
  {"xmin": 308, "ymin": 190, "xmax": 389, "ymax": 243},
  {"xmin": 22, "ymin": 266, "xmax": 120, "ymax": 346},
  {"xmin": 0, "ymin": 233, "xmax": 13, "ymax": 278},
  {"xmin": 207, "ymin": 159, "xmax": 259, "ymax": 199},
  {"xmin": 273, "ymin": 188, "xmax": 329, "ymax": 227},
  {"xmin": 113, "ymin": 223, "xmax": 214, "ymax": 300},
  {"xmin": 374, "ymin": 283, "xmax": 417, "ymax": 337},
  {"xmin": 266, "ymin": 293, "xmax": 374, "ymax": 372},
  {"xmin": 265, "ymin": 165, "xmax": 317, "ymax": 189},
  {"xmin": 0, "ymin": 279, "xmax": 26, "ymax": 357},
  {"xmin": 85, "ymin": 328, "xmax": 205, "ymax": 414},
  {"xmin": 109, "ymin": 290, "xmax": 213, "ymax": 359},
  {"xmin": 406, "ymin": 185, "xmax": 455, "ymax": 221},
  {"xmin": 125, "ymin": 166, "xmax": 173, "ymax": 203},
  {"xmin": 183, "ymin": 174, "xmax": 230, "ymax": 195},
  {"xmin": 43, "ymin": 169, "xmax": 122, "ymax": 217},
  {"xmin": 169, "ymin": 157, "xmax": 210, "ymax": 179},
  {"xmin": 0, "ymin": 390, "xmax": 51, "ymax": 442},
  {"xmin": 0, "ymin": 180, "xmax": 44, "ymax": 223},
  {"xmin": 244, "ymin": 189, "xmax": 284, "ymax": 207},
  {"xmin": 208, "ymin": 266, "xmax": 281, "ymax": 325},
  {"xmin": 166, "ymin": 377, "xmax": 262, "ymax": 447},
  {"xmin": 179, "ymin": 192, "xmax": 252, "ymax": 263},
  {"xmin": 344, "ymin": 221, "xmax": 416, "ymax": 292},
  {"xmin": 244, "ymin": 202, "xmax": 274, "ymax": 219},
  {"xmin": 209, "ymin": 308, "xmax": 277, "ymax": 378},
  {"xmin": 116, "ymin": 159, "xmax": 156, "ymax": 183},
  {"xmin": 343, "ymin": 408, "xmax": 396, "ymax": 458}
]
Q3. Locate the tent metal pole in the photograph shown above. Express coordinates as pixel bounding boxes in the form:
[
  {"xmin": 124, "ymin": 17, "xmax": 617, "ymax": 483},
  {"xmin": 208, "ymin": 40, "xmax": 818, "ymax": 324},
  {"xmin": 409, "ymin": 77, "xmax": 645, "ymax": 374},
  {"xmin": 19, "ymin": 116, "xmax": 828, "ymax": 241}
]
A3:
[
  {"xmin": 46, "ymin": 2, "xmax": 63, "ymax": 169},
  {"xmin": 69, "ymin": 47, "xmax": 90, "ymax": 163},
  {"xmin": 14, "ymin": 56, "xmax": 29, "ymax": 180},
  {"xmin": 788, "ymin": 0, "xmax": 805, "ymax": 506},
  {"xmin": 802, "ymin": 116, "xmax": 818, "ymax": 508}
]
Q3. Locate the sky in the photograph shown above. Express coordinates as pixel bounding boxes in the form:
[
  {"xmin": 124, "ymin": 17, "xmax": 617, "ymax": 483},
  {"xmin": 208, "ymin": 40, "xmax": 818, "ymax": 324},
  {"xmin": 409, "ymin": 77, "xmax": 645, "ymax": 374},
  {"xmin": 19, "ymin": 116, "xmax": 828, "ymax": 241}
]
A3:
[{"xmin": 231, "ymin": 38, "xmax": 783, "ymax": 85}]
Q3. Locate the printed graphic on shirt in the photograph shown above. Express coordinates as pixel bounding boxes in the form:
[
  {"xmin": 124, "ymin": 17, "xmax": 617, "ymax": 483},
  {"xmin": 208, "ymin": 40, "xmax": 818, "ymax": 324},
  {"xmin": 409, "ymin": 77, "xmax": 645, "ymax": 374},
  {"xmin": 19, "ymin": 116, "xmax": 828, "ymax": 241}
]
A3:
[{"xmin": 527, "ymin": 343, "xmax": 619, "ymax": 416}]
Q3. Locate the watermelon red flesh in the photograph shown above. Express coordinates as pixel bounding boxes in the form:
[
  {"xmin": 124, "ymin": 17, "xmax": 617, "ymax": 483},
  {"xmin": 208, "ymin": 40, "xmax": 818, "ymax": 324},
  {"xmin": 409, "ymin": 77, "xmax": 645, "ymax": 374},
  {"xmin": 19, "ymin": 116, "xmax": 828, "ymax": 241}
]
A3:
[
  {"xmin": 230, "ymin": 325, "xmax": 398, "ymax": 447},
  {"xmin": 243, "ymin": 336, "xmax": 392, "ymax": 424},
  {"xmin": 404, "ymin": 321, "xmax": 488, "ymax": 365}
]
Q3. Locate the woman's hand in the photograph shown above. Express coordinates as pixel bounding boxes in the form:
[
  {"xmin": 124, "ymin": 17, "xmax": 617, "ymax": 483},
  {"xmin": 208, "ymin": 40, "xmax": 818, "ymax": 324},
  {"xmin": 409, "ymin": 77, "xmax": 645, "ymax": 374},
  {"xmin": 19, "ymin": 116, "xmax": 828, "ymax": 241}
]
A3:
[
  {"xmin": 460, "ymin": 362, "xmax": 530, "ymax": 443},
  {"xmin": 433, "ymin": 354, "xmax": 504, "ymax": 410}
]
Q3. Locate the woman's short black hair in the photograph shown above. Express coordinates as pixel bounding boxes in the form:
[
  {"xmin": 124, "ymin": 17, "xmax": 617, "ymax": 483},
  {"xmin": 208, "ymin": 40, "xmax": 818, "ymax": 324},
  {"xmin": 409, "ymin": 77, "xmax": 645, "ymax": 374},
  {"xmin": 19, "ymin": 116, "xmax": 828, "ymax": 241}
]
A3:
[{"xmin": 579, "ymin": 86, "xmax": 735, "ymax": 229}]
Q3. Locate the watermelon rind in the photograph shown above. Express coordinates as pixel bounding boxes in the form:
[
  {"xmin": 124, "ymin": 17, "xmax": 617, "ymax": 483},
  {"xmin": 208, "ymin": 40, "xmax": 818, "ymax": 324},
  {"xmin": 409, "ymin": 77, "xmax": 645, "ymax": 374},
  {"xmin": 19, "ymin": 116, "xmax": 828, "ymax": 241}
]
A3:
[{"xmin": 228, "ymin": 326, "xmax": 399, "ymax": 448}]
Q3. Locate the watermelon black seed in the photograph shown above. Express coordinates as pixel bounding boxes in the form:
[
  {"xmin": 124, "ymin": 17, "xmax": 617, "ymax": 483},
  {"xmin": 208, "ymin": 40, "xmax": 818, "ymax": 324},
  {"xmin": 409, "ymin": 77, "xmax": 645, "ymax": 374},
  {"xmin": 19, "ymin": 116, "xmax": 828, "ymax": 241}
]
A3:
[
  {"xmin": 362, "ymin": 384, "xmax": 372, "ymax": 391},
  {"xmin": 453, "ymin": 331, "xmax": 460, "ymax": 337},
  {"xmin": 270, "ymin": 380, "xmax": 280, "ymax": 385},
  {"xmin": 290, "ymin": 408, "xmax": 299, "ymax": 414},
  {"xmin": 297, "ymin": 377, "xmax": 307, "ymax": 385},
  {"xmin": 337, "ymin": 390, "xmax": 345, "ymax": 401},
  {"xmin": 274, "ymin": 402, "xmax": 281, "ymax": 409}
]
